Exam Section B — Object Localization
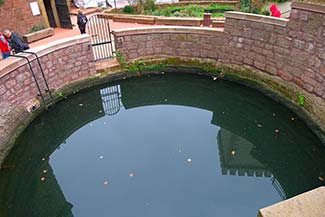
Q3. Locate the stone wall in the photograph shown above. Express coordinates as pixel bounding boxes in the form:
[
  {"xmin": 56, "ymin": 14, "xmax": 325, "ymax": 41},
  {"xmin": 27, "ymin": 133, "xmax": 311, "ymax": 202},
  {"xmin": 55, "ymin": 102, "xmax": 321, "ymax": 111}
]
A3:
[
  {"xmin": 113, "ymin": 2, "xmax": 325, "ymax": 134},
  {"xmin": 0, "ymin": 0, "xmax": 46, "ymax": 35},
  {"xmin": 0, "ymin": 35, "xmax": 96, "ymax": 107},
  {"xmin": 224, "ymin": 4, "xmax": 324, "ymax": 99},
  {"xmin": 114, "ymin": 27, "xmax": 226, "ymax": 60},
  {"xmin": 0, "ymin": 34, "xmax": 96, "ymax": 163}
]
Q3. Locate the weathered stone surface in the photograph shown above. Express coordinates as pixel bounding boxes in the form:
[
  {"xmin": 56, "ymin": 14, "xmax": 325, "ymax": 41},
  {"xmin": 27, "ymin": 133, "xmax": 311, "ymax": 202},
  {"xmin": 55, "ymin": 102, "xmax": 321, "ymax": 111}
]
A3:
[
  {"xmin": 0, "ymin": 35, "xmax": 95, "ymax": 107},
  {"xmin": 258, "ymin": 187, "xmax": 325, "ymax": 217},
  {"xmin": 112, "ymin": 6, "xmax": 325, "ymax": 103}
]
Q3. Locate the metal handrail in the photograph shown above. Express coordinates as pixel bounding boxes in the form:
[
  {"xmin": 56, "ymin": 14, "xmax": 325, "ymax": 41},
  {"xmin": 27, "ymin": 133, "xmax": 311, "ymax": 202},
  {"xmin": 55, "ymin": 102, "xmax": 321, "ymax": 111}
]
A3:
[
  {"xmin": 10, "ymin": 54, "xmax": 46, "ymax": 105},
  {"xmin": 21, "ymin": 51, "xmax": 53, "ymax": 102}
]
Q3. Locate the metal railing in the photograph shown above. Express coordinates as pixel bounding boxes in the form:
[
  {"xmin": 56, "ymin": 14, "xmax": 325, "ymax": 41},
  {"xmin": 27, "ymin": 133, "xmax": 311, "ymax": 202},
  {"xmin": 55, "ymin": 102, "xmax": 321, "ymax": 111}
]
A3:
[{"xmin": 10, "ymin": 52, "xmax": 53, "ymax": 107}]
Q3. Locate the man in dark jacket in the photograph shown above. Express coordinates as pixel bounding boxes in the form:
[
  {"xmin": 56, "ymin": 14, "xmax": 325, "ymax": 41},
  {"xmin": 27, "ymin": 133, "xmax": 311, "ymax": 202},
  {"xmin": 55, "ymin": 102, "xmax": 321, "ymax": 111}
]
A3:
[
  {"xmin": 77, "ymin": 10, "xmax": 88, "ymax": 34},
  {"xmin": 3, "ymin": 30, "xmax": 29, "ymax": 54}
]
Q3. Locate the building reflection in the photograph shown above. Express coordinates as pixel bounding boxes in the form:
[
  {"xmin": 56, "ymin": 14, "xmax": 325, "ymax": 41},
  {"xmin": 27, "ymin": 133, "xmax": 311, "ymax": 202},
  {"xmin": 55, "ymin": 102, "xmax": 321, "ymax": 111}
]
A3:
[{"xmin": 217, "ymin": 128, "xmax": 286, "ymax": 199}]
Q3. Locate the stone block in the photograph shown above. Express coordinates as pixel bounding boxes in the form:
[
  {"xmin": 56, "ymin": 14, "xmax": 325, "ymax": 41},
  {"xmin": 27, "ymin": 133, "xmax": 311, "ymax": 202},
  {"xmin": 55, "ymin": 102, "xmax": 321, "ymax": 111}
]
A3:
[
  {"xmin": 309, "ymin": 55, "xmax": 322, "ymax": 68},
  {"xmin": 5, "ymin": 80, "xmax": 16, "ymax": 89},
  {"xmin": 293, "ymin": 39, "xmax": 305, "ymax": 50},
  {"xmin": 266, "ymin": 65, "xmax": 278, "ymax": 75},
  {"xmin": 301, "ymin": 74, "xmax": 318, "ymax": 86},
  {"xmin": 0, "ymin": 85, "xmax": 6, "ymax": 95},
  {"xmin": 25, "ymin": 98, "xmax": 40, "ymax": 113},
  {"xmin": 278, "ymin": 70, "xmax": 293, "ymax": 81},
  {"xmin": 314, "ymin": 82, "xmax": 325, "ymax": 97}
]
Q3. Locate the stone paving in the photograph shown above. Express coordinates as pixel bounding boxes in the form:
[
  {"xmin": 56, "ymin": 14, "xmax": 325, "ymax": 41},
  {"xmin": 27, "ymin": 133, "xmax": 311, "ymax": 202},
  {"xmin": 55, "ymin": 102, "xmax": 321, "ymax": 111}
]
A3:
[{"xmin": 30, "ymin": 14, "xmax": 156, "ymax": 48}]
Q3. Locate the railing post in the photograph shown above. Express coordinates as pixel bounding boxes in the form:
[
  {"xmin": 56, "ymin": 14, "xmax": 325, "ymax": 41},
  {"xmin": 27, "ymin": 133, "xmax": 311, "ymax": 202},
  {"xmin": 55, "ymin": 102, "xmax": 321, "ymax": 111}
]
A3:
[{"xmin": 203, "ymin": 13, "xmax": 212, "ymax": 27}]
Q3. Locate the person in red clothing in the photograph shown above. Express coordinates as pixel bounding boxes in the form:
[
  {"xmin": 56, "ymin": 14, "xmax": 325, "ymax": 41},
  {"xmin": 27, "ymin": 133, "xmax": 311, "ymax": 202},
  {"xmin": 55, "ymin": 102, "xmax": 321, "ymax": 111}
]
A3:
[
  {"xmin": 0, "ymin": 32, "xmax": 10, "ymax": 59},
  {"xmin": 270, "ymin": 4, "xmax": 281, "ymax": 18}
]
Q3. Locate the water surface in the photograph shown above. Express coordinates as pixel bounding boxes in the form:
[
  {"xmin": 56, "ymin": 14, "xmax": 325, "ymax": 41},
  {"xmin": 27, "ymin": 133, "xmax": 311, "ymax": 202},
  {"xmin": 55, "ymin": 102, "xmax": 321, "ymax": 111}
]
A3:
[{"xmin": 0, "ymin": 73, "xmax": 324, "ymax": 217}]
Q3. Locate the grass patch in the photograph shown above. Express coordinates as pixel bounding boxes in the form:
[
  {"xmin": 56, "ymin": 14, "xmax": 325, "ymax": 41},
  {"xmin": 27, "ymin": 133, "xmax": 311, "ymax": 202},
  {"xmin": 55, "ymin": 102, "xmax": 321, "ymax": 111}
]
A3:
[{"xmin": 121, "ymin": 3, "xmax": 234, "ymax": 18}]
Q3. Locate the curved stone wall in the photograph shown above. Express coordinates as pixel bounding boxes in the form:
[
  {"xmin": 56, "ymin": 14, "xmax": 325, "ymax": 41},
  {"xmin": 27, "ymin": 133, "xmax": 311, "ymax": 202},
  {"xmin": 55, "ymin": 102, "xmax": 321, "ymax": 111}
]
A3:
[
  {"xmin": 0, "ymin": 35, "xmax": 96, "ymax": 163},
  {"xmin": 112, "ymin": 2, "xmax": 325, "ymax": 138}
]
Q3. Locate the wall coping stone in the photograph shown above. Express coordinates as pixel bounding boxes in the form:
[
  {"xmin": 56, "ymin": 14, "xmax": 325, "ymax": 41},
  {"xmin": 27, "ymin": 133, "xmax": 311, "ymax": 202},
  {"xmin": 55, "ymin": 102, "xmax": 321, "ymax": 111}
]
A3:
[
  {"xmin": 156, "ymin": 17, "xmax": 202, "ymax": 21},
  {"xmin": 258, "ymin": 187, "xmax": 325, "ymax": 217},
  {"xmin": 291, "ymin": 2, "xmax": 325, "ymax": 14},
  {"xmin": 0, "ymin": 34, "xmax": 91, "ymax": 79},
  {"xmin": 112, "ymin": 26, "xmax": 223, "ymax": 37},
  {"xmin": 225, "ymin": 12, "xmax": 289, "ymax": 27}
]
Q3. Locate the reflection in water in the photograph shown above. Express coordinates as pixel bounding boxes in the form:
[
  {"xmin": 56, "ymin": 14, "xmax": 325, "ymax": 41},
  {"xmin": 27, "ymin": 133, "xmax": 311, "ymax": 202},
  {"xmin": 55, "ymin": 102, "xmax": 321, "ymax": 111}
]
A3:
[
  {"xmin": 0, "ymin": 73, "xmax": 324, "ymax": 217},
  {"xmin": 218, "ymin": 129, "xmax": 286, "ymax": 199},
  {"xmin": 100, "ymin": 85, "xmax": 122, "ymax": 116}
]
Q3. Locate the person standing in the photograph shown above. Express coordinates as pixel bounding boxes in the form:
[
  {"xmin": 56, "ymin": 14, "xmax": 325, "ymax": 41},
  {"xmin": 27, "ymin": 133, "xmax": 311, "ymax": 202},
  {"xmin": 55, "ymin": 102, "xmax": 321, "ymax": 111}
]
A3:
[
  {"xmin": 3, "ymin": 30, "xmax": 29, "ymax": 54},
  {"xmin": 77, "ymin": 10, "xmax": 88, "ymax": 34},
  {"xmin": 0, "ymin": 32, "xmax": 11, "ymax": 59},
  {"xmin": 270, "ymin": 4, "xmax": 281, "ymax": 18}
]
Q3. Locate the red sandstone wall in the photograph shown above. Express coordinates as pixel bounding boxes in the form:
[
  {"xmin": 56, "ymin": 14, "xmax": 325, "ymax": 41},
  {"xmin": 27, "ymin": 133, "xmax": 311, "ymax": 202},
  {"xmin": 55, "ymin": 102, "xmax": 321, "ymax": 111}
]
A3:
[
  {"xmin": 0, "ymin": 0, "xmax": 46, "ymax": 35},
  {"xmin": 0, "ymin": 35, "xmax": 96, "ymax": 106},
  {"xmin": 115, "ymin": 29, "xmax": 226, "ymax": 60},
  {"xmin": 113, "ymin": 2, "xmax": 325, "ymax": 100},
  {"xmin": 224, "ymin": 4, "xmax": 325, "ymax": 99}
]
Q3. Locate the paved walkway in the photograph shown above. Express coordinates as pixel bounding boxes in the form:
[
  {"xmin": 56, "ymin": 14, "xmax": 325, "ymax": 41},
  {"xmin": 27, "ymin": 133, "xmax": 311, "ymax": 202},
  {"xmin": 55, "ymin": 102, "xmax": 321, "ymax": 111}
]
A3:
[{"xmin": 30, "ymin": 15, "xmax": 153, "ymax": 48}]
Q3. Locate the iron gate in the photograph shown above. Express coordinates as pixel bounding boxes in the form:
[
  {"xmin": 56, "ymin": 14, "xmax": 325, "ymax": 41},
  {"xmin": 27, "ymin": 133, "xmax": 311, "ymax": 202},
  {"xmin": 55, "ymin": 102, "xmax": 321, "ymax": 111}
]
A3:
[
  {"xmin": 87, "ymin": 14, "xmax": 115, "ymax": 61},
  {"xmin": 100, "ymin": 85, "xmax": 122, "ymax": 116}
]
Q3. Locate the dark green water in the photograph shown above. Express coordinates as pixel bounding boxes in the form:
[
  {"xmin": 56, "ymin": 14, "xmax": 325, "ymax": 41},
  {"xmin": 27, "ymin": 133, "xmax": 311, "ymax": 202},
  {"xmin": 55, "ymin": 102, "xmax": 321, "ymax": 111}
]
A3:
[{"xmin": 0, "ymin": 73, "xmax": 324, "ymax": 217}]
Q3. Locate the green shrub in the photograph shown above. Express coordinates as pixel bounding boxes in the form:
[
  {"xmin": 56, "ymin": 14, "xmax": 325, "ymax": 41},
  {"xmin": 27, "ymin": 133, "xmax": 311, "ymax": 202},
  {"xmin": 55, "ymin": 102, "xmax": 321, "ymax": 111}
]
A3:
[
  {"xmin": 144, "ymin": 0, "xmax": 156, "ymax": 12},
  {"xmin": 184, "ymin": 4, "xmax": 203, "ymax": 17},
  {"xmin": 204, "ymin": 4, "xmax": 234, "ymax": 13},
  {"xmin": 29, "ymin": 25, "xmax": 45, "ymax": 33},
  {"xmin": 260, "ymin": 9, "xmax": 270, "ymax": 16},
  {"xmin": 140, "ymin": 3, "xmax": 232, "ymax": 18},
  {"xmin": 0, "ymin": 0, "xmax": 4, "ymax": 6},
  {"xmin": 123, "ymin": 5, "xmax": 135, "ymax": 14},
  {"xmin": 240, "ymin": 0, "xmax": 251, "ymax": 12}
]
